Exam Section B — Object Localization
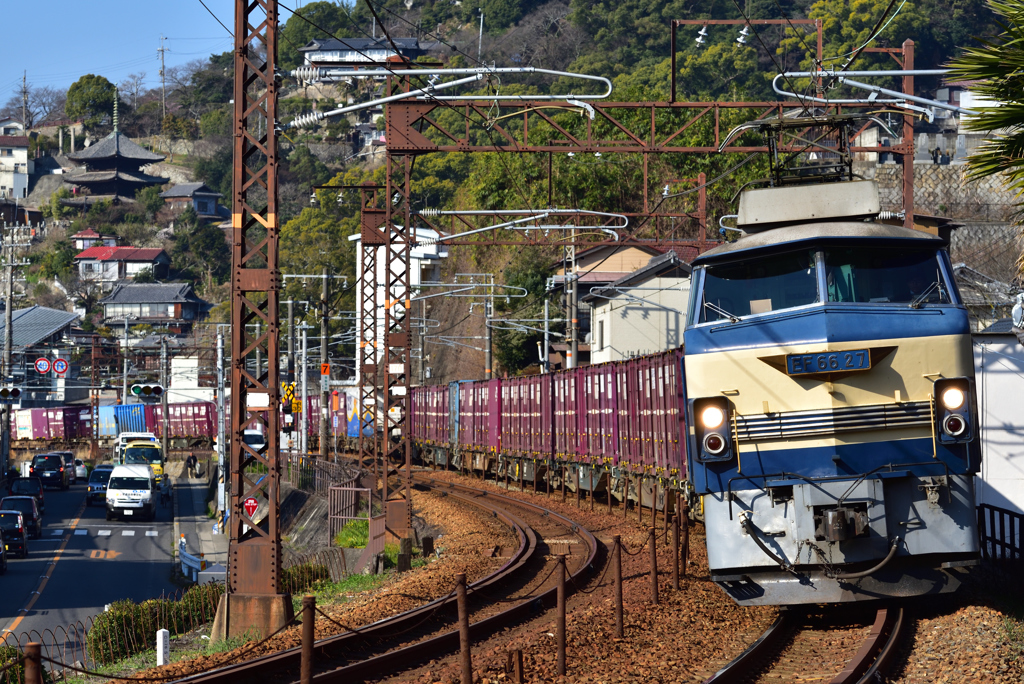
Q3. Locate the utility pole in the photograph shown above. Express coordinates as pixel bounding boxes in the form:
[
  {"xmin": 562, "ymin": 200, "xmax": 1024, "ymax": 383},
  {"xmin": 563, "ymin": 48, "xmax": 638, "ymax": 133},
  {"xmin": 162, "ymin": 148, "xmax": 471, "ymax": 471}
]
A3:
[
  {"xmin": 320, "ymin": 266, "xmax": 329, "ymax": 458},
  {"xmin": 287, "ymin": 300, "xmax": 295, "ymax": 385},
  {"xmin": 21, "ymin": 71, "xmax": 28, "ymax": 130},
  {"xmin": 543, "ymin": 299, "xmax": 550, "ymax": 373},
  {"xmin": 216, "ymin": 329, "xmax": 226, "ymax": 513},
  {"xmin": 90, "ymin": 338, "xmax": 100, "ymax": 460},
  {"xmin": 484, "ymin": 276, "xmax": 493, "ymax": 380},
  {"xmin": 158, "ymin": 36, "xmax": 167, "ymax": 123},
  {"xmin": 301, "ymin": 328, "xmax": 308, "ymax": 455},
  {"xmin": 122, "ymin": 321, "xmax": 130, "ymax": 403},
  {"xmin": 1, "ymin": 223, "xmax": 16, "ymax": 478},
  {"xmin": 568, "ymin": 231, "xmax": 578, "ymax": 370},
  {"xmin": 478, "ymin": 11, "xmax": 484, "ymax": 61},
  {"xmin": 161, "ymin": 337, "xmax": 169, "ymax": 458}
]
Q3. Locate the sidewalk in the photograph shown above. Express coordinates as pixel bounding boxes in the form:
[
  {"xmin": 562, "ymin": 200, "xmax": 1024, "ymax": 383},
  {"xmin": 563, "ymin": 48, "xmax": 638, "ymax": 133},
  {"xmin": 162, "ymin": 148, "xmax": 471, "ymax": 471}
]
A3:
[{"xmin": 173, "ymin": 473, "xmax": 228, "ymax": 569}]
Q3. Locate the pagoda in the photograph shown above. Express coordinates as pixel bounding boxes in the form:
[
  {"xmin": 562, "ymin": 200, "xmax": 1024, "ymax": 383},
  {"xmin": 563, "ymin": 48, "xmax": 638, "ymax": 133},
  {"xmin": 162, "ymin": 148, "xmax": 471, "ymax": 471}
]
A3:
[{"xmin": 65, "ymin": 93, "xmax": 168, "ymax": 200}]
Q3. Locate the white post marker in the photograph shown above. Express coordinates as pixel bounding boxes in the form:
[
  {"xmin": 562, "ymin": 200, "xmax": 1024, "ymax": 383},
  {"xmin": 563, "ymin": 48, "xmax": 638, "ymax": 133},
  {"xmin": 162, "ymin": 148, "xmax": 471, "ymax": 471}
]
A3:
[{"xmin": 156, "ymin": 628, "xmax": 170, "ymax": 666}]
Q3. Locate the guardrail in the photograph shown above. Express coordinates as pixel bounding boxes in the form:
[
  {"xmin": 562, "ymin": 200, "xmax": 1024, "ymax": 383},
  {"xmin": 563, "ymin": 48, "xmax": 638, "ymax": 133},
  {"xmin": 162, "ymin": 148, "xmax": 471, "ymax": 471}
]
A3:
[{"xmin": 178, "ymin": 535, "xmax": 208, "ymax": 582}]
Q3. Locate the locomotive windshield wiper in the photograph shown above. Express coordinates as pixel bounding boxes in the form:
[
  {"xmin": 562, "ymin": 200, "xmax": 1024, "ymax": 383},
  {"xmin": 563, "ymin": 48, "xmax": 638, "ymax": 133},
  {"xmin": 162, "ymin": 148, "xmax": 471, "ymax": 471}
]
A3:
[
  {"xmin": 909, "ymin": 281, "xmax": 942, "ymax": 309},
  {"xmin": 705, "ymin": 301, "xmax": 740, "ymax": 323}
]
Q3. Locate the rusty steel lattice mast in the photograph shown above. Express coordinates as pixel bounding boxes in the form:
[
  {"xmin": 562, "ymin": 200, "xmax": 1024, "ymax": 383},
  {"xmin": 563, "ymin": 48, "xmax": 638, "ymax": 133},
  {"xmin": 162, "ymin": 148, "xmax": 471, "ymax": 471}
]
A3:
[{"xmin": 213, "ymin": 0, "xmax": 293, "ymax": 640}]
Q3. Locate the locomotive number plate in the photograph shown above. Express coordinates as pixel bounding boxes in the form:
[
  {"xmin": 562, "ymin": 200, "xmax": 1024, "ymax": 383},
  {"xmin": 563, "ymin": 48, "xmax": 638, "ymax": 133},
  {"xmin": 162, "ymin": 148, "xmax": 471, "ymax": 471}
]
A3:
[{"xmin": 786, "ymin": 349, "xmax": 870, "ymax": 375}]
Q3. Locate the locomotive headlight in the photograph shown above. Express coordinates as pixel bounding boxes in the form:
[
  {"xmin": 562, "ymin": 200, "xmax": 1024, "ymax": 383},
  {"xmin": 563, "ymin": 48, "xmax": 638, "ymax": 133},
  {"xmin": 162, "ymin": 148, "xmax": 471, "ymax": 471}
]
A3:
[
  {"xmin": 940, "ymin": 387, "xmax": 965, "ymax": 410},
  {"xmin": 701, "ymin": 405, "xmax": 726, "ymax": 429}
]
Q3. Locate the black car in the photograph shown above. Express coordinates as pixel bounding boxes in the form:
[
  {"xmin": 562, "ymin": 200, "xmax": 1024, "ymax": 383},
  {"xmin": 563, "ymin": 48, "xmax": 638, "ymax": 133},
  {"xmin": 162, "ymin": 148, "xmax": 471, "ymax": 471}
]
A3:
[
  {"xmin": 0, "ymin": 531, "xmax": 7, "ymax": 573},
  {"xmin": 8, "ymin": 477, "xmax": 44, "ymax": 514},
  {"xmin": 53, "ymin": 451, "xmax": 77, "ymax": 484},
  {"xmin": 30, "ymin": 454, "xmax": 70, "ymax": 490},
  {"xmin": 86, "ymin": 467, "xmax": 113, "ymax": 506},
  {"xmin": 0, "ymin": 510, "xmax": 28, "ymax": 558},
  {"xmin": 0, "ymin": 497, "xmax": 41, "ymax": 539}
]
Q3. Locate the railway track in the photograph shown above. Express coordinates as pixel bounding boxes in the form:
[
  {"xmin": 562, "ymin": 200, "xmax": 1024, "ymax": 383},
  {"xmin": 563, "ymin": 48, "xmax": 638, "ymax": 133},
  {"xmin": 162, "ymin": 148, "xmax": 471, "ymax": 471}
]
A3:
[
  {"xmin": 704, "ymin": 604, "xmax": 908, "ymax": 684},
  {"xmin": 173, "ymin": 475, "xmax": 599, "ymax": 684}
]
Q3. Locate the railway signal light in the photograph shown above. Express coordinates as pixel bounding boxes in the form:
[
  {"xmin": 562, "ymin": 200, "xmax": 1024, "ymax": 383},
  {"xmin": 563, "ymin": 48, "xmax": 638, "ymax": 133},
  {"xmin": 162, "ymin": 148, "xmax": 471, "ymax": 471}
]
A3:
[
  {"xmin": 0, "ymin": 386, "xmax": 22, "ymax": 402},
  {"xmin": 131, "ymin": 384, "xmax": 164, "ymax": 398}
]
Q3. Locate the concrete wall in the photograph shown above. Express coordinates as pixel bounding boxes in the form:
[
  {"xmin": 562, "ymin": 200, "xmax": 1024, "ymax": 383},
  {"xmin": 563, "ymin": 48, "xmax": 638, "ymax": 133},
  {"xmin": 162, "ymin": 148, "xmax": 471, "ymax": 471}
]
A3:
[
  {"xmin": 865, "ymin": 163, "xmax": 1017, "ymax": 222},
  {"xmin": 590, "ymin": 275, "xmax": 690, "ymax": 364},
  {"xmin": 973, "ymin": 333, "xmax": 1024, "ymax": 513}
]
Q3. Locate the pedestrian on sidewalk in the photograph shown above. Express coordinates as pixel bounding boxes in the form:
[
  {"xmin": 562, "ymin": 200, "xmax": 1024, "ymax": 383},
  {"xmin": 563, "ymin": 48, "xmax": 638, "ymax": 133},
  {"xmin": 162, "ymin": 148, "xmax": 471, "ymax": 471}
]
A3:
[{"xmin": 186, "ymin": 452, "xmax": 197, "ymax": 479}]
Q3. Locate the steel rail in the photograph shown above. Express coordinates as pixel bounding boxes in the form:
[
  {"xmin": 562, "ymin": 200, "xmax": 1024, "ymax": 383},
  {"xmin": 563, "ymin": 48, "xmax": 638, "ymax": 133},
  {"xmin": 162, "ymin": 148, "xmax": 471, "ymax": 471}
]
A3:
[
  {"xmin": 702, "ymin": 605, "xmax": 908, "ymax": 684},
  {"xmin": 170, "ymin": 477, "xmax": 597, "ymax": 684}
]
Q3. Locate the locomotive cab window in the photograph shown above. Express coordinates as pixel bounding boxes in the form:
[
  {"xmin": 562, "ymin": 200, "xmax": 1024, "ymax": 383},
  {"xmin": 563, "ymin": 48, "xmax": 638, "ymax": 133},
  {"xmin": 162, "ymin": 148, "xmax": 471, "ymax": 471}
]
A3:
[
  {"xmin": 825, "ymin": 247, "xmax": 951, "ymax": 305},
  {"xmin": 697, "ymin": 250, "xmax": 818, "ymax": 323}
]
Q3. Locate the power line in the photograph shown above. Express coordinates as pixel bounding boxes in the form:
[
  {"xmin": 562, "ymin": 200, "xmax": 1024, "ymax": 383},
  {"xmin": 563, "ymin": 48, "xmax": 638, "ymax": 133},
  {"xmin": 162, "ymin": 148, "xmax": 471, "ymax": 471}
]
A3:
[{"xmin": 196, "ymin": 0, "xmax": 234, "ymax": 38}]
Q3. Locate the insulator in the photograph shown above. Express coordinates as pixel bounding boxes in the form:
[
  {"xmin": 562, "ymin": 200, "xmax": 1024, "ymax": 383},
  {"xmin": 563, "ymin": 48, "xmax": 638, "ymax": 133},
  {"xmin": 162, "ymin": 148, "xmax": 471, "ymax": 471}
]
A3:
[
  {"xmin": 288, "ymin": 110, "xmax": 326, "ymax": 130},
  {"xmin": 419, "ymin": 208, "xmax": 441, "ymax": 217},
  {"xmin": 291, "ymin": 66, "xmax": 323, "ymax": 82}
]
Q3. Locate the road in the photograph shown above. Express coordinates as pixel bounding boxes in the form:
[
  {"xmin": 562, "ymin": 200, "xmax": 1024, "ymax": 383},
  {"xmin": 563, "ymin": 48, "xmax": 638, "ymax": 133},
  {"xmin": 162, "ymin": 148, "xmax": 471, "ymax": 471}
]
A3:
[{"xmin": 0, "ymin": 476, "xmax": 177, "ymax": 642}]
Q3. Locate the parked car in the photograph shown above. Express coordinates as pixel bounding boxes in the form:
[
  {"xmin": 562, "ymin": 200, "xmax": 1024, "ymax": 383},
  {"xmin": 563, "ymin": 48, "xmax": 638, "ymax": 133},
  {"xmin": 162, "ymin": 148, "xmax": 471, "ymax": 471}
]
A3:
[
  {"xmin": 53, "ymin": 451, "xmax": 77, "ymax": 484},
  {"xmin": 74, "ymin": 459, "xmax": 88, "ymax": 481},
  {"xmin": 86, "ymin": 467, "xmax": 114, "ymax": 507},
  {"xmin": 0, "ymin": 510, "xmax": 28, "ymax": 558},
  {"xmin": 0, "ymin": 496, "xmax": 42, "ymax": 539},
  {"xmin": 8, "ymin": 477, "xmax": 44, "ymax": 514}
]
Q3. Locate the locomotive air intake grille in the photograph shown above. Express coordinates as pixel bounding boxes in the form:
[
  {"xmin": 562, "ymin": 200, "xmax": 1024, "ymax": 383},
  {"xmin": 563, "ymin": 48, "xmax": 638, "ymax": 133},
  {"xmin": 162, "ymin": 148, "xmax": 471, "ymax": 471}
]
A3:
[{"xmin": 734, "ymin": 400, "xmax": 931, "ymax": 441}]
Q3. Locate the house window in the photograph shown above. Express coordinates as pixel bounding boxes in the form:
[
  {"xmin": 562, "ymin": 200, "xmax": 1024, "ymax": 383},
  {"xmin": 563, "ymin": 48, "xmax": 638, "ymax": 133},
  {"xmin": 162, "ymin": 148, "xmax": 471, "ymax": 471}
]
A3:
[
  {"xmin": 0, "ymin": 149, "xmax": 11, "ymax": 157},
  {"xmin": 197, "ymin": 200, "xmax": 209, "ymax": 214},
  {"xmin": 597, "ymin": 320, "xmax": 605, "ymax": 351}
]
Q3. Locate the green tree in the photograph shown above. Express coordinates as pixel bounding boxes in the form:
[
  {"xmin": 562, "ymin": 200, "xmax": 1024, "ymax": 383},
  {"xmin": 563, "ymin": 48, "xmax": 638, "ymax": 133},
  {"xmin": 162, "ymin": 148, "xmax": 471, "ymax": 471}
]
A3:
[
  {"xmin": 192, "ymin": 144, "xmax": 233, "ymax": 197},
  {"xmin": 493, "ymin": 247, "xmax": 556, "ymax": 374},
  {"xmin": 200, "ymin": 108, "xmax": 231, "ymax": 138},
  {"xmin": 171, "ymin": 207, "xmax": 231, "ymax": 287},
  {"xmin": 949, "ymin": 0, "xmax": 1024, "ymax": 273},
  {"xmin": 38, "ymin": 240, "xmax": 77, "ymax": 279},
  {"xmin": 41, "ymin": 187, "xmax": 76, "ymax": 219},
  {"xmin": 162, "ymin": 113, "xmax": 198, "ymax": 141},
  {"xmin": 65, "ymin": 74, "xmax": 116, "ymax": 132},
  {"xmin": 285, "ymin": 146, "xmax": 333, "ymax": 187},
  {"xmin": 135, "ymin": 185, "xmax": 166, "ymax": 218},
  {"xmin": 133, "ymin": 267, "xmax": 156, "ymax": 283}
]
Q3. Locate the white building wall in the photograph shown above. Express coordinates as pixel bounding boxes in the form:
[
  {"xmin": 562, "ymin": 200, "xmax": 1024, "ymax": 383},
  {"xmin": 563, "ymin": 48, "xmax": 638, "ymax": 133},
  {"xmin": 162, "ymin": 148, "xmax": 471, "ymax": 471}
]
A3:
[
  {"xmin": 350, "ymin": 227, "xmax": 448, "ymax": 364},
  {"xmin": 0, "ymin": 142, "xmax": 31, "ymax": 198},
  {"xmin": 168, "ymin": 357, "xmax": 214, "ymax": 403},
  {"xmin": 590, "ymin": 276, "xmax": 690, "ymax": 364},
  {"xmin": 974, "ymin": 333, "xmax": 1024, "ymax": 514}
]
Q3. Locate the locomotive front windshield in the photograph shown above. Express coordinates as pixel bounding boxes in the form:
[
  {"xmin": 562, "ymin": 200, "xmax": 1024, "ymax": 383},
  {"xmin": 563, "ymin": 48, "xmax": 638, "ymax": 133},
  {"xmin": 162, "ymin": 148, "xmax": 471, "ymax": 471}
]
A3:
[
  {"xmin": 824, "ymin": 247, "xmax": 950, "ymax": 304},
  {"xmin": 697, "ymin": 250, "xmax": 818, "ymax": 323},
  {"xmin": 693, "ymin": 246, "xmax": 952, "ymax": 324}
]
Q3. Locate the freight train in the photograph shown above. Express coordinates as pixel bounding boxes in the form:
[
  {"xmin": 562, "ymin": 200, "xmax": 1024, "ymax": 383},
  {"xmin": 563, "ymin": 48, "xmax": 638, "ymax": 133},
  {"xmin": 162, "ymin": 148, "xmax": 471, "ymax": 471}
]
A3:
[
  {"xmin": 410, "ymin": 178, "xmax": 982, "ymax": 606},
  {"xmin": 7, "ymin": 390, "xmax": 367, "ymax": 451}
]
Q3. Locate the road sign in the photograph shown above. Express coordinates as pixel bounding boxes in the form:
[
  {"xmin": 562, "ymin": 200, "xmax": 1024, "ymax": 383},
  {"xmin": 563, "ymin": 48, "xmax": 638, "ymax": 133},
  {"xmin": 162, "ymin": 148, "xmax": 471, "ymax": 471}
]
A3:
[
  {"xmin": 52, "ymin": 358, "xmax": 69, "ymax": 375},
  {"xmin": 292, "ymin": 399, "xmax": 302, "ymax": 413},
  {"xmin": 320, "ymin": 362, "xmax": 330, "ymax": 376},
  {"xmin": 243, "ymin": 497, "xmax": 259, "ymax": 518},
  {"xmin": 34, "ymin": 358, "xmax": 50, "ymax": 374}
]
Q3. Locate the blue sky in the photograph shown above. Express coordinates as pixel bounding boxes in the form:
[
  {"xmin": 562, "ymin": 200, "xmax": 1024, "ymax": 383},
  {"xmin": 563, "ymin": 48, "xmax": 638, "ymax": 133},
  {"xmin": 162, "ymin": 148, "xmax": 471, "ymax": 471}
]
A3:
[{"xmin": 0, "ymin": 1, "xmax": 242, "ymax": 109}]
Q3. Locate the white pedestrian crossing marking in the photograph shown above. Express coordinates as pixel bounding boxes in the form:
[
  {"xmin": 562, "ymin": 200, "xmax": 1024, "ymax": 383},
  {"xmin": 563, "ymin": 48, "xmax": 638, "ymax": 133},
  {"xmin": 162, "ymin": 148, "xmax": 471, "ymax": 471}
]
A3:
[
  {"xmin": 98, "ymin": 530, "xmax": 111, "ymax": 536},
  {"xmin": 74, "ymin": 529, "xmax": 87, "ymax": 535},
  {"xmin": 51, "ymin": 530, "xmax": 62, "ymax": 535},
  {"xmin": 146, "ymin": 531, "xmax": 158, "ymax": 537},
  {"xmin": 121, "ymin": 530, "xmax": 135, "ymax": 537}
]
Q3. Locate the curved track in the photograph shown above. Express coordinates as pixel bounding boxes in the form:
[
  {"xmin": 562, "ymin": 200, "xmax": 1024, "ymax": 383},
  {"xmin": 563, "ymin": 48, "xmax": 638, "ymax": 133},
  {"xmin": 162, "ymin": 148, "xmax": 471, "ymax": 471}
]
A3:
[
  {"xmin": 704, "ymin": 605, "xmax": 909, "ymax": 684},
  {"xmin": 173, "ymin": 476, "xmax": 599, "ymax": 684}
]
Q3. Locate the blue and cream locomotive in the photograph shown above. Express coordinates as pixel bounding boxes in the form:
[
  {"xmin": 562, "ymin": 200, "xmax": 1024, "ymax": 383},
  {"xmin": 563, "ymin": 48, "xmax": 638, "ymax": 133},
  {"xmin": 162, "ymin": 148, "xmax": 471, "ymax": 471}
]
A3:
[{"xmin": 685, "ymin": 179, "xmax": 980, "ymax": 605}]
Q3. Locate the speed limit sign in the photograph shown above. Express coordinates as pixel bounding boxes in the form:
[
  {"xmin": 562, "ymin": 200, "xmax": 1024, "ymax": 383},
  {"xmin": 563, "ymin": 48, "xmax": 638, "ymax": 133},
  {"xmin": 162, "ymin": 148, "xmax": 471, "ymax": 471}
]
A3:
[{"xmin": 34, "ymin": 358, "xmax": 50, "ymax": 374}]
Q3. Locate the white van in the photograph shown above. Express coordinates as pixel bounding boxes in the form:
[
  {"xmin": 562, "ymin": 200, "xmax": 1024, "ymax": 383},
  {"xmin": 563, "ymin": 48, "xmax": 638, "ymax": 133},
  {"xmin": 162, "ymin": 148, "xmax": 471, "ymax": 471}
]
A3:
[{"xmin": 106, "ymin": 464, "xmax": 156, "ymax": 521}]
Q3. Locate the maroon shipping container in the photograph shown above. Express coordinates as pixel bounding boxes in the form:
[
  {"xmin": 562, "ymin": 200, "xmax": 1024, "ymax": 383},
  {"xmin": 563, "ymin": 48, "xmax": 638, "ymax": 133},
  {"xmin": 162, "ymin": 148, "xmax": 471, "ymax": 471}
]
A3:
[
  {"xmin": 578, "ymin": 363, "xmax": 618, "ymax": 465},
  {"xmin": 501, "ymin": 375, "xmax": 552, "ymax": 458},
  {"xmin": 614, "ymin": 350, "xmax": 686, "ymax": 473},
  {"xmin": 553, "ymin": 370, "xmax": 580, "ymax": 462},
  {"xmin": 458, "ymin": 380, "xmax": 501, "ymax": 452},
  {"xmin": 411, "ymin": 384, "xmax": 448, "ymax": 446}
]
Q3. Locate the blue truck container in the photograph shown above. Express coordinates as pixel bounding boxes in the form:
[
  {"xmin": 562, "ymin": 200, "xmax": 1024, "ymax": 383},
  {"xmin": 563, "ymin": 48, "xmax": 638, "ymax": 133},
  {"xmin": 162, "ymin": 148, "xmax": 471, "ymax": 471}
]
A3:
[
  {"xmin": 98, "ymin": 406, "xmax": 118, "ymax": 438},
  {"xmin": 113, "ymin": 404, "xmax": 147, "ymax": 433}
]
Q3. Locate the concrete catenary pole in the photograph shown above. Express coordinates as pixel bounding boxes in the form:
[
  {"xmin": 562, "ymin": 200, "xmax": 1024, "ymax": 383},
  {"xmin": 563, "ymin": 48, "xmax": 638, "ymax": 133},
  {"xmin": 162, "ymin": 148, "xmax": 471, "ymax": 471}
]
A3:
[
  {"xmin": 217, "ymin": 329, "xmax": 226, "ymax": 512},
  {"xmin": 0, "ymin": 224, "xmax": 15, "ymax": 477},
  {"xmin": 301, "ymin": 328, "xmax": 308, "ymax": 455},
  {"xmin": 320, "ymin": 267, "xmax": 329, "ymax": 457},
  {"xmin": 161, "ymin": 336, "xmax": 169, "ymax": 458}
]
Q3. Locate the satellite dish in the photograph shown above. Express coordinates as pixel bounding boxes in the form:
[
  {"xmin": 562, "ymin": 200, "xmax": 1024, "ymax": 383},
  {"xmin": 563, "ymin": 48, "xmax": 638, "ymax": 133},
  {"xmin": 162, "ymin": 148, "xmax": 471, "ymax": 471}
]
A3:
[{"xmin": 1013, "ymin": 293, "xmax": 1024, "ymax": 329}]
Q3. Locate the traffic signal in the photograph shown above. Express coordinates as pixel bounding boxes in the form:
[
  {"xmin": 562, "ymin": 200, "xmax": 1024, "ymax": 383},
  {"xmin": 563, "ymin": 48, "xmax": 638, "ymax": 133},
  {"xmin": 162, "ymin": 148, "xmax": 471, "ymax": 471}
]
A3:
[
  {"xmin": 131, "ymin": 384, "xmax": 164, "ymax": 398},
  {"xmin": 0, "ymin": 387, "xmax": 21, "ymax": 402}
]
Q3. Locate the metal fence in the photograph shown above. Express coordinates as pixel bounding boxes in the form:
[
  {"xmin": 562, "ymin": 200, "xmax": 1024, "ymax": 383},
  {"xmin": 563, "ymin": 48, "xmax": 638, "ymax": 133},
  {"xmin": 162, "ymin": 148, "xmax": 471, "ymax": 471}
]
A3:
[
  {"xmin": 978, "ymin": 503, "xmax": 1023, "ymax": 562},
  {"xmin": 284, "ymin": 452, "xmax": 359, "ymax": 497}
]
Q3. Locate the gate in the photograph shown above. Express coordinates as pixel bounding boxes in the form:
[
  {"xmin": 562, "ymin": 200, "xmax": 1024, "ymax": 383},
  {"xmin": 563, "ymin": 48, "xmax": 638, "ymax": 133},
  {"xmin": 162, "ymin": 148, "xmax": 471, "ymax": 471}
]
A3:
[{"xmin": 328, "ymin": 483, "xmax": 386, "ymax": 572}]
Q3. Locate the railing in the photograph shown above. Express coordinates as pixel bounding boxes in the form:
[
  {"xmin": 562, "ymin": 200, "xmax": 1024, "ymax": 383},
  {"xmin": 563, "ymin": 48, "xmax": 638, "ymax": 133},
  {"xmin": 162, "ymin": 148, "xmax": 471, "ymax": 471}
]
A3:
[
  {"xmin": 178, "ymin": 535, "xmax": 209, "ymax": 582},
  {"xmin": 977, "ymin": 503, "xmax": 1023, "ymax": 563},
  {"xmin": 284, "ymin": 452, "xmax": 359, "ymax": 497}
]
